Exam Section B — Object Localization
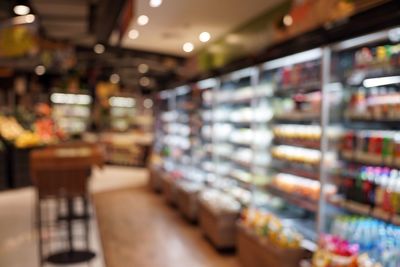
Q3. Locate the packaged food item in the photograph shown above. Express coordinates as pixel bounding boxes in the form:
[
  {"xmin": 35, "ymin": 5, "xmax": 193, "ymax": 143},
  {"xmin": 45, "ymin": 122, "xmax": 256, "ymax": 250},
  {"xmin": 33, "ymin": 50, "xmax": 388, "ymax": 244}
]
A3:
[{"xmin": 241, "ymin": 209, "xmax": 303, "ymax": 249}]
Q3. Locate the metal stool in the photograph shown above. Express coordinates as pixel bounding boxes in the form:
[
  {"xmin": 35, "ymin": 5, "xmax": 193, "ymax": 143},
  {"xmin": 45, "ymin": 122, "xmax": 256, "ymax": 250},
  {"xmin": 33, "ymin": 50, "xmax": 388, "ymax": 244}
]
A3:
[{"xmin": 30, "ymin": 145, "xmax": 102, "ymax": 266}]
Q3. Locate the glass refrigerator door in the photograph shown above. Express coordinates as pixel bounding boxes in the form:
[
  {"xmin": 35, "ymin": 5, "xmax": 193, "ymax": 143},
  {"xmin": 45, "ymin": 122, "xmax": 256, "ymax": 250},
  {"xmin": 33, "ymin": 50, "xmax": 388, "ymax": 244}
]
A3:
[
  {"xmin": 255, "ymin": 48, "xmax": 325, "ymax": 243},
  {"xmin": 209, "ymin": 68, "xmax": 257, "ymax": 207},
  {"xmin": 196, "ymin": 79, "xmax": 219, "ymax": 187},
  {"xmin": 319, "ymin": 27, "xmax": 400, "ymax": 266}
]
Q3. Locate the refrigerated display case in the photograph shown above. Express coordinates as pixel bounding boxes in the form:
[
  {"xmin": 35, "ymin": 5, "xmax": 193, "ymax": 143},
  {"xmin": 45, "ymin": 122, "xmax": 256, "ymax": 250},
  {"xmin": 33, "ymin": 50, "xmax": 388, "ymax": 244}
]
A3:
[
  {"xmin": 50, "ymin": 92, "xmax": 92, "ymax": 135},
  {"xmin": 108, "ymin": 96, "xmax": 136, "ymax": 131},
  {"xmin": 252, "ymin": 49, "xmax": 327, "ymax": 245},
  {"xmin": 210, "ymin": 68, "xmax": 256, "ymax": 206},
  {"xmin": 316, "ymin": 27, "xmax": 400, "ymax": 267}
]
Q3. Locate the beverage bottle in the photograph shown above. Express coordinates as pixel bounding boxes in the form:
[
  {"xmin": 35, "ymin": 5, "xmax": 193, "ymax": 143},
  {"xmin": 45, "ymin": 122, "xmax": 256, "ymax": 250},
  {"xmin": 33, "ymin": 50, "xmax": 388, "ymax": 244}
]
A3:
[{"xmin": 393, "ymin": 133, "xmax": 400, "ymax": 167}]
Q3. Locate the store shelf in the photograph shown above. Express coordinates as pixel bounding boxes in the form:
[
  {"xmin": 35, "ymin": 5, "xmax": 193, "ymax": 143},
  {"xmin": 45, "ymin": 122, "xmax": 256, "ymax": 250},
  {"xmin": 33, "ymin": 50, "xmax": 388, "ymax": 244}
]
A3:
[
  {"xmin": 264, "ymin": 185, "xmax": 318, "ymax": 213},
  {"xmin": 270, "ymin": 159, "xmax": 320, "ymax": 181},
  {"xmin": 274, "ymin": 80, "xmax": 321, "ymax": 95},
  {"xmin": 328, "ymin": 196, "xmax": 400, "ymax": 226}
]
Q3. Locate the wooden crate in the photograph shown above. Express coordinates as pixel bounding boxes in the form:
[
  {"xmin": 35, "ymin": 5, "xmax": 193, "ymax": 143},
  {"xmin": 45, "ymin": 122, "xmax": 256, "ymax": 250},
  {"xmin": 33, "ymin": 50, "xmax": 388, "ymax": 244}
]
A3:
[
  {"xmin": 237, "ymin": 223, "xmax": 310, "ymax": 267},
  {"xmin": 148, "ymin": 165, "xmax": 162, "ymax": 193},
  {"xmin": 176, "ymin": 185, "xmax": 199, "ymax": 222},
  {"xmin": 198, "ymin": 201, "xmax": 239, "ymax": 249},
  {"xmin": 161, "ymin": 174, "xmax": 178, "ymax": 206}
]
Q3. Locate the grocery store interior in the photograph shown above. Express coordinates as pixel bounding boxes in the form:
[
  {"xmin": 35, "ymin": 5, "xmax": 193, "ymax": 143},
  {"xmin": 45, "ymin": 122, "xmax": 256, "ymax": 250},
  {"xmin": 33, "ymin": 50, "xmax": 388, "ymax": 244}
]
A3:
[{"xmin": 1, "ymin": 0, "xmax": 400, "ymax": 267}]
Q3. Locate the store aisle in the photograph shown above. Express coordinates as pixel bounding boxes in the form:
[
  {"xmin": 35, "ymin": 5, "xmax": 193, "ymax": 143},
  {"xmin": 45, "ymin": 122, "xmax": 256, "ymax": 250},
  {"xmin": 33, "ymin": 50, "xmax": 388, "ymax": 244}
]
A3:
[{"xmin": 93, "ymin": 185, "xmax": 240, "ymax": 267}]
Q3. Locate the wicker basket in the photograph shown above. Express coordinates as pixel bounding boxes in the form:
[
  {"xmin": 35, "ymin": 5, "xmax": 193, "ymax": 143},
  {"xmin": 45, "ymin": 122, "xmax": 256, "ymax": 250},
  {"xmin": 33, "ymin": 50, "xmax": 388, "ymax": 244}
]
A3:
[
  {"xmin": 237, "ymin": 223, "xmax": 311, "ymax": 267},
  {"xmin": 176, "ymin": 185, "xmax": 199, "ymax": 222},
  {"xmin": 198, "ymin": 201, "xmax": 239, "ymax": 249}
]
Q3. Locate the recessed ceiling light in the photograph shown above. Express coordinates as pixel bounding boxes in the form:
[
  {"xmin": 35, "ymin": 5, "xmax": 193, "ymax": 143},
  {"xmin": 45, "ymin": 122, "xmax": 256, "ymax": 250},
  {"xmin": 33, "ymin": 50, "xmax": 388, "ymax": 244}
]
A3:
[
  {"xmin": 25, "ymin": 14, "xmax": 35, "ymax": 23},
  {"xmin": 129, "ymin": 29, "xmax": 139, "ymax": 40},
  {"xmin": 13, "ymin": 5, "xmax": 30, "ymax": 16},
  {"xmin": 183, "ymin": 42, "xmax": 194, "ymax": 53},
  {"xmin": 138, "ymin": 64, "xmax": 149, "ymax": 74},
  {"xmin": 149, "ymin": 0, "xmax": 162, "ymax": 8},
  {"xmin": 143, "ymin": 98, "xmax": 153, "ymax": 109},
  {"xmin": 139, "ymin": 77, "xmax": 151, "ymax": 87},
  {"xmin": 110, "ymin": 73, "xmax": 120, "ymax": 84},
  {"xmin": 137, "ymin": 15, "xmax": 149, "ymax": 26},
  {"xmin": 35, "ymin": 65, "xmax": 46, "ymax": 76},
  {"xmin": 94, "ymin": 43, "xmax": 105, "ymax": 54},
  {"xmin": 283, "ymin": 14, "xmax": 293, "ymax": 26},
  {"xmin": 199, "ymin": 32, "xmax": 211, "ymax": 43}
]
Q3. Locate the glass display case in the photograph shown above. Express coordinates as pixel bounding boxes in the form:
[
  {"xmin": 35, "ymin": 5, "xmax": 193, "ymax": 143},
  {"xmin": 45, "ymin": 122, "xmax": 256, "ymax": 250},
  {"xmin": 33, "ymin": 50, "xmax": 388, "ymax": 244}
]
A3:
[
  {"xmin": 194, "ymin": 78, "xmax": 218, "ymax": 187},
  {"xmin": 108, "ymin": 96, "xmax": 136, "ymax": 131},
  {"xmin": 317, "ymin": 27, "xmax": 400, "ymax": 266},
  {"xmin": 211, "ymin": 68, "xmax": 256, "ymax": 206},
  {"xmin": 50, "ymin": 92, "xmax": 92, "ymax": 135},
  {"xmin": 251, "ymin": 49, "xmax": 325, "ymax": 244}
]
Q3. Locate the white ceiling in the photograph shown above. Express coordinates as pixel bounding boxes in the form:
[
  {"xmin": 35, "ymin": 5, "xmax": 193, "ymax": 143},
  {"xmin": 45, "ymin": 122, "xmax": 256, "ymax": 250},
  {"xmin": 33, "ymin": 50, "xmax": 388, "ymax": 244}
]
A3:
[{"xmin": 121, "ymin": 0, "xmax": 284, "ymax": 57}]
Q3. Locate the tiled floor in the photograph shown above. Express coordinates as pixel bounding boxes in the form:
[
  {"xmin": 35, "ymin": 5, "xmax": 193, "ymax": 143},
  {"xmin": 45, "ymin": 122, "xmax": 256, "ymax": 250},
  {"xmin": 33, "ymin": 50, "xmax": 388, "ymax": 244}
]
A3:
[{"xmin": 0, "ymin": 166, "xmax": 147, "ymax": 267}]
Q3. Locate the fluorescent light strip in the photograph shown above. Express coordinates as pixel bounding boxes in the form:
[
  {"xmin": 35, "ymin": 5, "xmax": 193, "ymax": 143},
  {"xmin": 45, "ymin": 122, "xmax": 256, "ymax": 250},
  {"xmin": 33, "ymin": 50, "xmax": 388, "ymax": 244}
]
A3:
[
  {"xmin": 262, "ymin": 48, "xmax": 322, "ymax": 70},
  {"xmin": 197, "ymin": 78, "xmax": 218, "ymax": 89},
  {"xmin": 51, "ymin": 93, "xmax": 92, "ymax": 105},
  {"xmin": 227, "ymin": 67, "xmax": 256, "ymax": 81},
  {"xmin": 363, "ymin": 76, "xmax": 400, "ymax": 88},
  {"xmin": 175, "ymin": 85, "xmax": 190, "ymax": 96},
  {"xmin": 159, "ymin": 90, "xmax": 172, "ymax": 99},
  {"xmin": 109, "ymin": 97, "xmax": 135, "ymax": 108},
  {"xmin": 331, "ymin": 29, "xmax": 390, "ymax": 51}
]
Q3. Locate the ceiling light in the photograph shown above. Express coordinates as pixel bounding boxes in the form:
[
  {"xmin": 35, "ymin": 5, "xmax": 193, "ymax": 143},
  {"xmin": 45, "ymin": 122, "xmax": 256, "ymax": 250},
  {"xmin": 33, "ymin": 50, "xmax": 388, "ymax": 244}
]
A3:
[
  {"xmin": 183, "ymin": 42, "xmax": 194, "ymax": 53},
  {"xmin": 35, "ymin": 65, "xmax": 46, "ymax": 76},
  {"xmin": 283, "ymin": 14, "xmax": 293, "ymax": 27},
  {"xmin": 25, "ymin": 14, "xmax": 35, "ymax": 23},
  {"xmin": 13, "ymin": 5, "xmax": 30, "ymax": 16},
  {"xmin": 137, "ymin": 15, "xmax": 149, "ymax": 26},
  {"xmin": 150, "ymin": 0, "xmax": 162, "ymax": 7},
  {"xmin": 110, "ymin": 73, "xmax": 120, "ymax": 84},
  {"xmin": 199, "ymin": 32, "xmax": 211, "ymax": 43},
  {"xmin": 138, "ymin": 64, "xmax": 149, "ymax": 74},
  {"xmin": 139, "ymin": 77, "xmax": 151, "ymax": 87},
  {"xmin": 128, "ymin": 29, "xmax": 139, "ymax": 40},
  {"xmin": 109, "ymin": 97, "xmax": 135, "ymax": 108},
  {"xmin": 94, "ymin": 43, "xmax": 105, "ymax": 54},
  {"xmin": 363, "ymin": 76, "xmax": 400, "ymax": 88},
  {"xmin": 143, "ymin": 98, "xmax": 153, "ymax": 109}
]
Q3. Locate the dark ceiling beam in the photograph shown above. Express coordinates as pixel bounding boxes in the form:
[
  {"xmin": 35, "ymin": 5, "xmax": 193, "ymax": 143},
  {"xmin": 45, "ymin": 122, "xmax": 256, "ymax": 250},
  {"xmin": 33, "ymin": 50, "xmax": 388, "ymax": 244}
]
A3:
[
  {"xmin": 39, "ymin": 15, "xmax": 86, "ymax": 21},
  {"xmin": 76, "ymin": 45, "xmax": 186, "ymax": 63},
  {"xmin": 94, "ymin": 0, "xmax": 127, "ymax": 44}
]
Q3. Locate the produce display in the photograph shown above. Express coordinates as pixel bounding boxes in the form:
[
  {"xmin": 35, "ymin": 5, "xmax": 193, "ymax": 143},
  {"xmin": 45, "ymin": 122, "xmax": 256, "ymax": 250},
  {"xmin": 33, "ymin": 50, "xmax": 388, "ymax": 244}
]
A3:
[
  {"xmin": 241, "ymin": 209, "xmax": 303, "ymax": 249},
  {"xmin": 0, "ymin": 116, "xmax": 25, "ymax": 141}
]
